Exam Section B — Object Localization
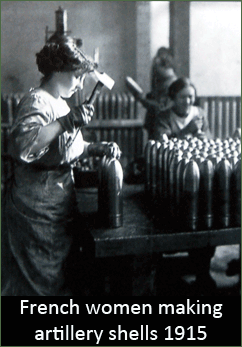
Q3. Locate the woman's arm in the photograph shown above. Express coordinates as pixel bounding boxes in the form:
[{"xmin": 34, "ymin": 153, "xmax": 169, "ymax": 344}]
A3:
[
  {"xmin": 29, "ymin": 104, "xmax": 94, "ymax": 155},
  {"xmin": 183, "ymin": 108, "xmax": 212, "ymax": 140},
  {"xmin": 29, "ymin": 120, "xmax": 64, "ymax": 155},
  {"xmin": 152, "ymin": 110, "xmax": 173, "ymax": 141},
  {"xmin": 152, "ymin": 108, "xmax": 207, "ymax": 140},
  {"xmin": 11, "ymin": 101, "xmax": 94, "ymax": 162}
]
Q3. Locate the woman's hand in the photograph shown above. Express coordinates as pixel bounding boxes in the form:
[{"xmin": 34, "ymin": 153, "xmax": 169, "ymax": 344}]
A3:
[
  {"xmin": 193, "ymin": 114, "xmax": 204, "ymax": 131},
  {"xmin": 57, "ymin": 103, "xmax": 94, "ymax": 133},
  {"xmin": 195, "ymin": 130, "xmax": 207, "ymax": 140},
  {"xmin": 71, "ymin": 103, "xmax": 94, "ymax": 126},
  {"xmin": 184, "ymin": 115, "xmax": 203, "ymax": 135},
  {"xmin": 88, "ymin": 142, "xmax": 121, "ymax": 159},
  {"xmin": 106, "ymin": 142, "xmax": 121, "ymax": 159}
]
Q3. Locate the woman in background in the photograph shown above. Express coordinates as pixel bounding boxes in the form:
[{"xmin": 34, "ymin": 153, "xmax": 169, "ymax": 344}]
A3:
[
  {"xmin": 144, "ymin": 47, "xmax": 177, "ymax": 138},
  {"xmin": 153, "ymin": 77, "xmax": 215, "ymax": 294},
  {"xmin": 152, "ymin": 77, "xmax": 212, "ymax": 140},
  {"xmin": 1, "ymin": 36, "xmax": 121, "ymax": 296}
]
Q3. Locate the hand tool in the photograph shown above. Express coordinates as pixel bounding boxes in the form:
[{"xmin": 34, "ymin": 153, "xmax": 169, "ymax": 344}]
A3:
[
  {"xmin": 88, "ymin": 70, "xmax": 115, "ymax": 105},
  {"xmin": 125, "ymin": 76, "xmax": 160, "ymax": 109}
]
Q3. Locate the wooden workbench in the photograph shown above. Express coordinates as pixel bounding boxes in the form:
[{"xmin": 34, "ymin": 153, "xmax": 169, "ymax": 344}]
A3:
[
  {"xmin": 76, "ymin": 183, "xmax": 241, "ymax": 258},
  {"xmin": 74, "ymin": 183, "xmax": 240, "ymax": 296}
]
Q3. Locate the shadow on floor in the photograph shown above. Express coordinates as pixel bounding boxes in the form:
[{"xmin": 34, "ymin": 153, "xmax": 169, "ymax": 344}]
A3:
[{"xmin": 131, "ymin": 245, "xmax": 240, "ymax": 296}]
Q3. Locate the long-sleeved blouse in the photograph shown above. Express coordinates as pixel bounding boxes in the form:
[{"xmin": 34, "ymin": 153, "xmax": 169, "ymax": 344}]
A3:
[
  {"xmin": 2, "ymin": 88, "xmax": 87, "ymax": 296},
  {"xmin": 152, "ymin": 105, "xmax": 211, "ymax": 141}
]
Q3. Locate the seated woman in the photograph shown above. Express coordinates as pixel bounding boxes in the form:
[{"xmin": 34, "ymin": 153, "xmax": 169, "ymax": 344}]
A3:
[
  {"xmin": 151, "ymin": 77, "xmax": 212, "ymax": 141},
  {"xmin": 151, "ymin": 77, "xmax": 216, "ymax": 295},
  {"xmin": 1, "ymin": 35, "xmax": 121, "ymax": 296}
]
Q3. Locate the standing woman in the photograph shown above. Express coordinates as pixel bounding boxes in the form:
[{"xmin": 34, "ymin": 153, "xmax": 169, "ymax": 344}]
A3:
[
  {"xmin": 1, "ymin": 36, "xmax": 120, "ymax": 296},
  {"xmin": 144, "ymin": 47, "xmax": 177, "ymax": 139}
]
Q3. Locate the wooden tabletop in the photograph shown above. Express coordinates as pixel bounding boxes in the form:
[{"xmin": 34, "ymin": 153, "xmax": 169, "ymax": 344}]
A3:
[{"xmin": 76, "ymin": 183, "xmax": 241, "ymax": 258}]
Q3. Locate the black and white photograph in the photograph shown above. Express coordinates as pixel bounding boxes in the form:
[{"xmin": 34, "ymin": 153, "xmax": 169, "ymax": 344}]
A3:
[
  {"xmin": 1, "ymin": 1, "xmax": 241, "ymax": 345},
  {"xmin": 1, "ymin": 1, "xmax": 241, "ymax": 346},
  {"xmin": 1, "ymin": 0, "xmax": 241, "ymax": 297}
]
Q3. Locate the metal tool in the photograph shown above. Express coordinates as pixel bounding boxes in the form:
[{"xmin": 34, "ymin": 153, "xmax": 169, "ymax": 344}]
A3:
[
  {"xmin": 88, "ymin": 70, "xmax": 115, "ymax": 105},
  {"xmin": 125, "ymin": 76, "xmax": 160, "ymax": 109},
  {"xmin": 125, "ymin": 76, "xmax": 144, "ymax": 98}
]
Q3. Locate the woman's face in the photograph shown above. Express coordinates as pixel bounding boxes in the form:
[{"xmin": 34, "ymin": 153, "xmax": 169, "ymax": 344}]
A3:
[
  {"xmin": 57, "ymin": 71, "xmax": 86, "ymax": 98},
  {"xmin": 173, "ymin": 86, "xmax": 196, "ymax": 117}
]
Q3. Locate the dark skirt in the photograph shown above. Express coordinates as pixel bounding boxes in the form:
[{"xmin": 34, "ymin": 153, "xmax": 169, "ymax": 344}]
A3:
[{"xmin": 1, "ymin": 192, "xmax": 73, "ymax": 296}]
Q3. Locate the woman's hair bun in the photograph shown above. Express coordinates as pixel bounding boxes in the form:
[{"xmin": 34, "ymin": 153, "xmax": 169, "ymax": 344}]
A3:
[{"xmin": 36, "ymin": 36, "xmax": 96, "ymax": 77}]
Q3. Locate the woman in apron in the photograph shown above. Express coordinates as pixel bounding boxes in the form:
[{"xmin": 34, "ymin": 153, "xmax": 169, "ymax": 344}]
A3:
[{"xmin": 2, "ymin": 35, "xmax": 120, "ymax": 296}]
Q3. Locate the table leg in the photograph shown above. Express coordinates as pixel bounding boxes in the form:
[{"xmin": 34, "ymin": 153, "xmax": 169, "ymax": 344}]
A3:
[{"xmin": 188, "ymin": 247, "xmax": 217, "ymax": 295}]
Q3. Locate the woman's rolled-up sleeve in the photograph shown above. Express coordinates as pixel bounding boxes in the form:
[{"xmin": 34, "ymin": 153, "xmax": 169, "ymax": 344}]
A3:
[{"xmin": 9, "ymin": 94, "xmax": 51, "ymax": 163}]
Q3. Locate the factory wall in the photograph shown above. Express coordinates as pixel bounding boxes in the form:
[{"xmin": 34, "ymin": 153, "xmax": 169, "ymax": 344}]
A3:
[
  {"xmin": 1, "ymin": 1, "xmax": 138, "ymax": 96},
  {"xmin": 190, "ymin": 1, "xmax": 241, "ymax": 96},
  {"xmin": 151, "ymin": 2, "xmax": 241, "ymax": 96},
  {"xmin": 1, "ymin": 1, "xmax": 241, "ymax": 97}
]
